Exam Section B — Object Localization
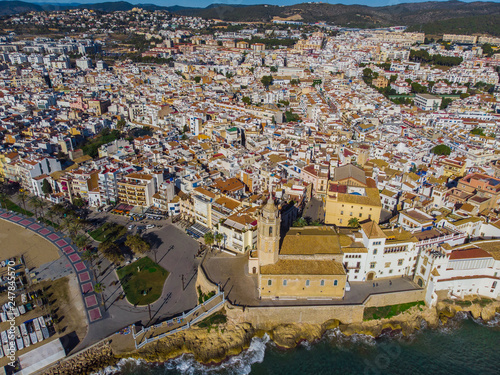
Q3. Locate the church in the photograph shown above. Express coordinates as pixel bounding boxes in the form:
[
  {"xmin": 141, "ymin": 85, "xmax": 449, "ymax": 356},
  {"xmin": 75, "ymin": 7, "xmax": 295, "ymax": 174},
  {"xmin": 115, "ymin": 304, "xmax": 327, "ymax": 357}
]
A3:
[{"xmin": 251, "ymin": 197, "xmax": 347, "ymax": 300}]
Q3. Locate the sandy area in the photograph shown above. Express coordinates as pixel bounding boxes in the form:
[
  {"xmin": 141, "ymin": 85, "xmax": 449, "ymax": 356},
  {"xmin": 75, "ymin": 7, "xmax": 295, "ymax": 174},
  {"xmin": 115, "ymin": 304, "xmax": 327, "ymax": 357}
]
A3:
[{"xmin": 0, "ymin": 219, "xmax": 60, "ymax": 268}]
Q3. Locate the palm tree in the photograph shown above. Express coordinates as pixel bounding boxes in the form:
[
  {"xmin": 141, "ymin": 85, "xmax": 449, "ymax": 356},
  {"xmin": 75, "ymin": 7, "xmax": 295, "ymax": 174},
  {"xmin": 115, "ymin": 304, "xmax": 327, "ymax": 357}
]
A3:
[
  {"xmin": 29, "ymin": 196, "xmax": 40, "ymax": 218},
  {"xmin": 36, "ymin": 199, "xmax": 47, "ymax": 221},
  {"xmin": 0, "ymin": 191, "xmax": 7, "ymax": 209},
  {"xmin": 81, "ymin": 249, "xmax": 98, "ymax": 266},
  {"xmin": 18, "ymin": 190, "xmax": 28, "ymax": 215},
  {"xmin": 62, "ymin": 217, "xmax": 82, "ymax": 241},
  {"xmin": 94, "ymin": 282, "xmax": 105, "ymax": 294},
  {"xmin": 215, "ymin": 233, "xmax": 224, "ymax": 249},
  {"xmin": 348, "ymin": 217, "xmax": 360, "ymax": 228},
  {"xmin": 74, "ymin": 234, "xmax": 92, "ymax": 252},
  {"xmin": 204, "ymin": 232, "xmax": 214, "ymax": 249}
]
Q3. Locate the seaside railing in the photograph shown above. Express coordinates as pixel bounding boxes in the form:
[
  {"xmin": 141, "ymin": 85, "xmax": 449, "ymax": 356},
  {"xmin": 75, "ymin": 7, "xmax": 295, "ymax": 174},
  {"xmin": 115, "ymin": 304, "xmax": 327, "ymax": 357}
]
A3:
[{"xmin": 133, "ymin": 290, "xmax": 225, "ymax": 349}]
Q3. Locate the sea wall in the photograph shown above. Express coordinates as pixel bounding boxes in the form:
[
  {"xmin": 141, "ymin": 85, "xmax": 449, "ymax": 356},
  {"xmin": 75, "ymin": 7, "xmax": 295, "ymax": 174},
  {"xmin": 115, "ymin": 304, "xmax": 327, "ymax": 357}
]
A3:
[
  {"xmin": 196, "ymin": 263, "xmax": 219, "ymax": 295},
  {"xmin": 364, "ymin": 289, "xmax": 426, "ymax": 307},
  {"xmin": 226, "ymin": 303, "xmax": 364, "ymax": 328}
]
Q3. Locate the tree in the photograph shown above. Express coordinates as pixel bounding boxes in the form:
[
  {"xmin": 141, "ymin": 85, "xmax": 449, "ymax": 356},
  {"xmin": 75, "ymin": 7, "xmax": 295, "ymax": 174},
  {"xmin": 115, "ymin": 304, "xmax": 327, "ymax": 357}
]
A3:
[
  {"xmin": 73, "ymin": 197, "xmax": 85, "ymax": 208},
  {"xmin": 18, "ymin": 190, "xmax": 28, "ymax": 214},
  {"xmin": 0, "ymin": 191, "xmax": 7, "ymax": 209},
  {"xmin": 261, "ymin": 75, "xmax": 273, "ymax": 89},
  {"xmin": 204, "ymin": 232, "xmax": 214, "ymax": 249},
  {"xmin": 285, "ymin": 111, "xmax": 300, "ymax": 122},
  {"xmin": 215, "ymin": 233, "xmax": 224, "ymax": 249},
  {"xmin": 81, "ymin": 249, "xmax": 98, "ymax": 266},
  {"xmin": 194, "ymin": 76, "xmax": 201, "ymax": 84},
  {"xmin": 41, "ymin": 179, "xmax": 53, "ymax": 196},
  {"xmin": 348, "ymin": 217, "xmax": 360, "ymax": 228},
  {"xmin": 270, "ymin": 66, "xmax": 278, "ymax": 73},
  {"xmin": 94, "ymin": 282, "xmax": 105, "ymax": 294},
  {"xmin": 183, "ymin": 124, "xmax": 189, "ymax": 133},
  {"xmin": 292, "ymin": 217, "xmax": 307, "ymax": 227},
  {"xmin": 431, "ymin": 144, "xmax": 451, "ymax": 156},
  {"xmin": 470, "ymin": 128, "xmax": 485, "ymax": 136},
  {"xmin": 98, "ymin": 241, "xmax": 124, "ymax": 264},
  {"xmin": 290, "ymin": 79, "xmax": 300, "ymax": 86},
  {"xmin": 242, "ymin": 96, "xmax": 252, "ymax": 105},
  {"xmin": 116, "ymin": 119, "xmax": 126, "ymax": 131},
  {"xmin": 29, "ymin": 196, "xmax": 41, "ymax": 218},
  {"xmin": 74, "ymin": 234, "xmax": 92, "ymax": 252},
  {"xmin": 125, "ymin": 234, "xmax": 151, "ymax": 254}
]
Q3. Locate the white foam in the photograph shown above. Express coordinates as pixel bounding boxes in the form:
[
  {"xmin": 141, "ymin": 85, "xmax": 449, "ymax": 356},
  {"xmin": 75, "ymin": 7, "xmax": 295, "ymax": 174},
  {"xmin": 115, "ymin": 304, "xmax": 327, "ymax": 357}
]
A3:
[{"xmin": 98, "ymin": 334, "xmax": 270, "ymax": 375}]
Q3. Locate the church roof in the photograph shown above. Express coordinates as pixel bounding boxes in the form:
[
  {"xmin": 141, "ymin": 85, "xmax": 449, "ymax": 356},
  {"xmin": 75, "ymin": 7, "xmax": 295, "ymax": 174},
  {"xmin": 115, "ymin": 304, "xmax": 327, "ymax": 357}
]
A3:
[
  {"xmin": 280, "ymin": 226, "xmax": 349, "ymax": 255},
  {"xmin": 260, "ymin": 258, "xmax": 346, "ymax": 276}
]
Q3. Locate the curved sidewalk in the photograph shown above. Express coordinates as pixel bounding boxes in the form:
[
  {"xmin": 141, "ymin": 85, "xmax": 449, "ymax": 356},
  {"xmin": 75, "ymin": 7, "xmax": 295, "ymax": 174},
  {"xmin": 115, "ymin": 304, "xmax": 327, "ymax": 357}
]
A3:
[{"xmin": 0, "ymin": 208, "xmax": 103, "ymax": 324}]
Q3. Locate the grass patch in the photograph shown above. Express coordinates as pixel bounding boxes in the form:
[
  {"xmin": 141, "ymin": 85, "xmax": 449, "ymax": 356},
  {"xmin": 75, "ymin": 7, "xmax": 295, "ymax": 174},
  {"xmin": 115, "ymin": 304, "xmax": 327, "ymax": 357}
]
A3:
[
  {"xmin": 197, "ymin": 312, "xmax": 227, "ymax": 329},
  {"xmin": 364, "ymin": 301, "xmax": 425, "ymax": 321},
  {"xmin": 454, "ymin": 300, "xmax": 473, "ymax": 307},
  {"xmin": 3, "ymin": 199, "xmax": 34, "ymax": 217},
  {"xmin": 116, "ymin": 257, "xmax": 169, "ymax": 305},
  {"xmin": 89, "ymin": 222, "xmax": 126, "ymax": 242},
  {"xmin": 197, "ymin": 286, "xmax": 216, "ymax": 304}
]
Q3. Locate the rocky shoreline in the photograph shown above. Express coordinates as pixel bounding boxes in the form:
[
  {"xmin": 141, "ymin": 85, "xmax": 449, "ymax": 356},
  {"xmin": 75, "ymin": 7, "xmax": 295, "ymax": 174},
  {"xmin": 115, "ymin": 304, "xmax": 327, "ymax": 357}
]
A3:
[{"xmin": 41, "ymin": 300, "xmax": 500, "ymax": 375}]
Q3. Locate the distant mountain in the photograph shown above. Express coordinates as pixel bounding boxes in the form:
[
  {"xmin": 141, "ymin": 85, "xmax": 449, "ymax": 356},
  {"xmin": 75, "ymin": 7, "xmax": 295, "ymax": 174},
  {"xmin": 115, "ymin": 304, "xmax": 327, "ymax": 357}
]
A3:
[
  {"xmin": 169, "ymin": 1, "xmax": 500, "ymax": 29},
  {"xmin": 0, "ymin": 1, "xmax": 500, "ymax": 36},
  {"xmin": 0, "ymin": 1, "xmax": 43, "ymax": 16}
]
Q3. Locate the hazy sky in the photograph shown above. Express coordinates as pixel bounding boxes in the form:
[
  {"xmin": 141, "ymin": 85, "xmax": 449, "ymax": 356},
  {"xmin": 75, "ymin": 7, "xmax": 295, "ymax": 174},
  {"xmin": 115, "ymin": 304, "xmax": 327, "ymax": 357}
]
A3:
[{"xmin": 33, "ymin": 0, "xmax": 500, "ymax": 7}]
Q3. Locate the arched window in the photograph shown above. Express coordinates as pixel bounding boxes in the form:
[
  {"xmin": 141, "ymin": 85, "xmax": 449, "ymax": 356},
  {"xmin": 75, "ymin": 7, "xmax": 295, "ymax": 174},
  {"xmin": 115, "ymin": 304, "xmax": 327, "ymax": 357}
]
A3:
[{"xmin": 269, "ymin": 226, "xmax": 273, "ymax": 236}]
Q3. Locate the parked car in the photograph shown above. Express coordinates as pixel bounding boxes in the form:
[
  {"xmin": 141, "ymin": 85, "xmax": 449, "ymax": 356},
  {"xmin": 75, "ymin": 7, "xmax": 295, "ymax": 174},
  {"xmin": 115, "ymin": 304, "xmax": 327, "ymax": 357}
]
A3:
[
  {"xmin": 146, "ymin": 224, "xmax": 155, "ymax": 229},
  {"xmin": 127, "ymin": 224, "xmax": 135, "ymax": 230}
]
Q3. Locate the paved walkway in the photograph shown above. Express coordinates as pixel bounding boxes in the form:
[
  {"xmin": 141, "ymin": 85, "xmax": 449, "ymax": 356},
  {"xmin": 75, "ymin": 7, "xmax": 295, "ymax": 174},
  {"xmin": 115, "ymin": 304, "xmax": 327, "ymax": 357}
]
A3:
[{"xmin": 0, "ymin": 209, "xmax": 104, "ymax": 324}]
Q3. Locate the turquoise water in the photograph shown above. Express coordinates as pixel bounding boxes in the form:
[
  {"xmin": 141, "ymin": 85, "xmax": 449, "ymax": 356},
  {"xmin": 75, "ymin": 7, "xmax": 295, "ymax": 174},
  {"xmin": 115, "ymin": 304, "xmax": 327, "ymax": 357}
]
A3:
[{"xmin": 112, "ymin": 314, "xmax": 500, "ymax": 375}]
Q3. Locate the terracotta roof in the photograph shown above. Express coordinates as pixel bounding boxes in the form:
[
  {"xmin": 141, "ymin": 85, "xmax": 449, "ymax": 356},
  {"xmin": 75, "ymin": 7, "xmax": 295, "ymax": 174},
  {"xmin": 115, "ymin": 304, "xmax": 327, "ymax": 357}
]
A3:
[
  {"xmin": 361, "ymin": 221, "xmax": 386, "ymax": 239},
  {"xmin": 260, "ymin": 258, "xmax": 346, "ymax": 275},
  {"xmin": 449, "ymin": 248, "xmax": 492, "ymax": 260}
]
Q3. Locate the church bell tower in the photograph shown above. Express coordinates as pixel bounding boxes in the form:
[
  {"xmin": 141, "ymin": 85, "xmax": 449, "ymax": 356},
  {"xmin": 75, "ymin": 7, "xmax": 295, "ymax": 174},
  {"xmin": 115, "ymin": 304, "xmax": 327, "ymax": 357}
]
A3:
[{"xmin": 258, "ymin": 196, "xmax": 280, "ymax": 266}]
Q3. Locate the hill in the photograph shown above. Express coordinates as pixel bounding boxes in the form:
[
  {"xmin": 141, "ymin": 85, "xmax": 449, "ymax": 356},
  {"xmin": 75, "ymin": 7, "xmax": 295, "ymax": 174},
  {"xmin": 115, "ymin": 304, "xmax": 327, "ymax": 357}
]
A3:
[
  {"xmin": 0, "ymin": 0, "xmax": 42, "ymax": 15},
  {"xmin": 0, "ymin": 1, "xmax": 500, "ymax": 36}
]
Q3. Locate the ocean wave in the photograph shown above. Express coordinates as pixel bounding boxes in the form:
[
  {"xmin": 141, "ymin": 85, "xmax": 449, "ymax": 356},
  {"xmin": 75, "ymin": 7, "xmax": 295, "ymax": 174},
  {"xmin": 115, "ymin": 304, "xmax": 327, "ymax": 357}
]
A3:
[
  {"xmin": 472, "ymin": 312, "xmax": 500, "ymax": 328},
  {"xmin": 100, "ymin": 334, "xmax": 270, "ymax": 375},
  {"xmin": 323, "ymin": 328, "xmax": 376, "ymax": 347}
]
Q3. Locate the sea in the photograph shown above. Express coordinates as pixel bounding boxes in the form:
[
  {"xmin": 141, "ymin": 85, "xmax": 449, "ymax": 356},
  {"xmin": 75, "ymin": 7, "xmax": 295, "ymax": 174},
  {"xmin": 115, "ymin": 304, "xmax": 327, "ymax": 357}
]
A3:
[{"xmin": 101, "ymin": 313, "xmax": 500, "ymax": 375}]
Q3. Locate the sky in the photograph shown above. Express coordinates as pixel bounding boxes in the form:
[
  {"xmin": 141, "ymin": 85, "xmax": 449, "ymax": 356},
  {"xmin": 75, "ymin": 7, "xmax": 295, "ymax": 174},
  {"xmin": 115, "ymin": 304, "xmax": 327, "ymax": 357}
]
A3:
[{"xmin": 29, "ymin": 0, "xmax": 500, "ymax": 7}]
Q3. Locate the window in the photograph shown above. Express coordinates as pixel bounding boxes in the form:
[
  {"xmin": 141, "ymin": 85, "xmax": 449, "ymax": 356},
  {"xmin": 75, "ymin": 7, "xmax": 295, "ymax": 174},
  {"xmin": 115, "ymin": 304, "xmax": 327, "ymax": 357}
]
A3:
[
  {"xmin": 267, "ymin": 279, "xmax": 272, "ymax": 286},
  {"xmin": 398, "ymin": 259, "xmax": 403, "ymax": 266},
  {"xmin": 283, "ymin": 279, "xmax": 287, "ymax": 286},
  {"xmin": 339, "ymin": 219, "xmax": 343, "ymax": 224},
  {"xmin": 373, "ymin": 249, "xmax": 377, "ymax": 255},
  {"xmin": 368, "ymin": 214, "xmax": 372, "ymax": 220},
  {"xmin": 334, "ymin": 280, "xmax": 338, "ymax": 286},
  {"xmin": 269, "ymin": 227, "xmax": 273, "ymax": 236},
  {"xmin": 341, "ymin": 211, "xmax": 344, "ymax": 215},
  {"xmin": 305, "ymin": 279, "xmax": 310, "ymax": 286},
  {"xmin": 320, "ymin": 280, "xmax": 325, "ymax": 286},
  {"xmin": 493, "ymin": 281, "xmax": 497, "ymax": 289},
  {"xmin": 359, "ymin": 213, "xmax": 362, "ymax": 218},
  {"xmin": 385, "ymin": 262, "xmax": 391, "ymax": 268},
  {"xmin": 370, "ymin": 262, "xmax": 376, "ymax": 269},
  {"xmin": 350, "ymin": 212, "xmax": 353, "ymax": 216}
]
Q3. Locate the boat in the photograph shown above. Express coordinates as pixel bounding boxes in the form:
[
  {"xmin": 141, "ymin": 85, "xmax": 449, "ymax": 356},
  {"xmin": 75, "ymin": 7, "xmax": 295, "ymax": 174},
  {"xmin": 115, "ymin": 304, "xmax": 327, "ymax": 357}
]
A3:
[
  {"xmin": 27, "ymin": 323, "xmax": 37, "ymax": 345},
  {"xmin": 0, "ymin": 345, "xmax": 3, "ymax": 358},
  {"xmin": 20, "ymin": 324, "xmax": 30, "ymax": 348},
  {"xmin": 2, "ymin": 343, "xmax": 9, "ymax": 357},
  {"xmin": 1, "ymin": 331, "xmax": 7, "ymax": 344},
  {"xmin": 0, "ymin": 312, "xmax": 6, "ymax": 322},
  {"xmin": 18, "ymin": 305, "xmax": 26, "ymax": 315},
  {"xmin": 15, "ymin": 327, "xmax": 23, "ymax": 351},
  {"xmin": 33, "ymin": 319, "xmax": 43, "ymax": 342}
]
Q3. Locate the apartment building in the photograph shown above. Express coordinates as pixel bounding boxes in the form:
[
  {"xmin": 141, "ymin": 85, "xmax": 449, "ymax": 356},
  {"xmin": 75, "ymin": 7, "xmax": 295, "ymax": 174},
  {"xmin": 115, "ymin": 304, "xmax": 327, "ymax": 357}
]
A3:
[{"xmin": 117, "ymin": 172, "xmax": 157, "ymax": 207}]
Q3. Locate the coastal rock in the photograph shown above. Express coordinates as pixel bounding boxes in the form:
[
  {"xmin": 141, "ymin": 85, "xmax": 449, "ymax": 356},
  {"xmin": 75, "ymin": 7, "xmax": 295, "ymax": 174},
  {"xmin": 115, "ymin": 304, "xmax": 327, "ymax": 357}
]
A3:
[
  {"xmin": 269, "ymin": 323, "xmax": 324, "ymax": 348},
  {"xmin": 124, "ymin": 323, "xmax": 256, "ymax": 364}
]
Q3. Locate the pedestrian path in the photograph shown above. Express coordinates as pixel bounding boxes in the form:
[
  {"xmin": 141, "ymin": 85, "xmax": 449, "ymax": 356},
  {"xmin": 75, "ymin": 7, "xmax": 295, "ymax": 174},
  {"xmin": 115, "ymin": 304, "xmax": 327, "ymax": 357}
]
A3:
[
  {"xmin": 132, "ymin": 290, "xmax": 225, "ymax": 349},
  {"xmin": 0, "ymin": 209, "xmax": 103, "ymax": 323}
]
